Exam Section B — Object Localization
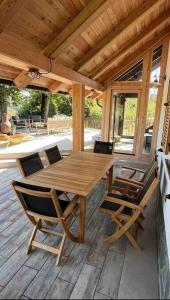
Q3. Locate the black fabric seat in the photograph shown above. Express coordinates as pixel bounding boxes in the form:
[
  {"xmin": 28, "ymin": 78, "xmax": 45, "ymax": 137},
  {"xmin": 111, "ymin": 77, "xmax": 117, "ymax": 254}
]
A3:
[
  {"xmin": 15, "ymin": 181, "xmax": 69, "ymax": 218},
  {"xmin": 18, "ymin": 153, "xmax": 44, "ymax": 177},
  {"xmin": 45, "ymin": 145, "xmax": 63, "ymax": 164},
  {"xmin": 93, "ymin": 140, "xmax": 114, "ymax": 155},
  {"xmin": 17, "ymin": 153, "xmax": 63, "ymax": 197},
  {"xmin": 100, "ymin": 200, "xmax": 132, "ymax": 215}
]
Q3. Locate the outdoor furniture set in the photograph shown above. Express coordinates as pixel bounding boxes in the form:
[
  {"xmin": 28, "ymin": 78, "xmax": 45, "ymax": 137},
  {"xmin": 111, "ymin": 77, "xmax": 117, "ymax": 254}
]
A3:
[{"xmin": 12, "ymin": 142, "xmax": 158, "ymax": 266}]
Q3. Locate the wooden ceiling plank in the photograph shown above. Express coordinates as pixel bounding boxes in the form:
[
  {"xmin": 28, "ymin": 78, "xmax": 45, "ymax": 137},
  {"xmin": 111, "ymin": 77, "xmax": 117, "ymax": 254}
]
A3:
[
  {"xmin": 0, "ymin": 35, "xmax": 104, "ymax": 91},
  {"xmin": 102, "ymin": 26, "xmax": 170, "ymax": 83},
  {"xmin": 92, "ymin": 8, "xmax": 170, "ymax": 79},
  {"xmin": 0, "ymin": 0, "xmax": 25, "ymax": 33},
  {"xmin": 74, "ymin": 0, "xmax": 164, "ymax": 72},
  {"xmin": 43, "ymin": 0, "xmax": 113, "ymax": 57}
]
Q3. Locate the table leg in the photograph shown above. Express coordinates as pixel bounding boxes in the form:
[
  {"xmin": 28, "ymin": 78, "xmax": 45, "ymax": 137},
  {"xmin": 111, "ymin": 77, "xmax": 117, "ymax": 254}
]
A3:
[
  {"xmin": 79, "ymin": 196, "xmax": 86, "ymax": 243},
  {"xmin": 108, "ymin": 165, "xmax": 113, "ymax": 192}
]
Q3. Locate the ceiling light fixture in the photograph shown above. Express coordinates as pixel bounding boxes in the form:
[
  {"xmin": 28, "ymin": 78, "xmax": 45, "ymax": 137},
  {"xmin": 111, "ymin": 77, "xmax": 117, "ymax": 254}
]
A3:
[{"xmin": 27, "ymin": 58, "xmax": 53, "ymax": 79}]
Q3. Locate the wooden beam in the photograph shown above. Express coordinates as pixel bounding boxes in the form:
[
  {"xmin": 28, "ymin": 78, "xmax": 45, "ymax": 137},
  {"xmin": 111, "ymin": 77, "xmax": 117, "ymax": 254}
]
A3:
[
  {"xmin": 111, "ymin": 81, "xmax": 142, "ymax": 90},
  {"xmin": 91, "ymin": 9, "xmax": 170, "ymax": 79},
  {"xmin": 102, "ymin": 26, "xmax": 170, "ymax": 83},
  {"xmin": 74, "ymin": 0, "xmax": 164, "ymax": 72},
  {"xmin": 0, "ymin": 34, "xmax": 104, "ymax": 91},
  {"xmin": 14, "ymin": 70, "xmax": 33, "ymax": 88},
  {"xmin": 0, "ymin": 0, "xmax": 25, "ymax": 33},
  {"xmin": 43, "ymin": 0, "xmax": 113, "ymax": 57},
  {"xmin": 72, "ymin": 84, "xmax": 85, "ymax": 152}
]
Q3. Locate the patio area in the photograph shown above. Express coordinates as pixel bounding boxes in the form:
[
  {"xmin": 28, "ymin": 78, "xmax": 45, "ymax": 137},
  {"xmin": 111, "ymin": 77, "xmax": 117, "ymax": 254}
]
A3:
[{"xmin": 0, "ymin": 163, "xmax": 158, "ymax": 299}]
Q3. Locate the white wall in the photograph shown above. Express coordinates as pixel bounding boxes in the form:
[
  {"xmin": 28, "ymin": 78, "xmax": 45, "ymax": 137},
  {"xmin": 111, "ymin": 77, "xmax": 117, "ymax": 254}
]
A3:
[{"xmin": 157, "ymin": 38, "xmax": 170, "ymax": 266}]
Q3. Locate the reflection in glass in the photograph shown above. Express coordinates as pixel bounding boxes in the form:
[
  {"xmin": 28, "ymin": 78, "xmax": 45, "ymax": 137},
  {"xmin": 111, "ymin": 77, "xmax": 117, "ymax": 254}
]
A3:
[
  {"xmin": 150, "ymin": 46, "xmax": 162, "ymax": 83},
  {"xmin": 111, "ymin": 93, "xmax": 138, "ymax": 153},
  {"xmin": 143, "ymin": 88, "xmax": 158, "ymax": 153}
]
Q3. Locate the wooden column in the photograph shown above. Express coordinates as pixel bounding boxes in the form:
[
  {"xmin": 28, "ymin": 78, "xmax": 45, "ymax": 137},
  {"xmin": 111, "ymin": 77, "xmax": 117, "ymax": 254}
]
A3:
[
  {"xmin": 101, "ymin": 80, "xmax": 112, "ymax": 141},
  {"xmin": 72, "ymin": 84, "xmax": 85, "ymax": 152},
  {"xmin": 135, "ymin": 51, "xmax": 152, "ymax": 158}
]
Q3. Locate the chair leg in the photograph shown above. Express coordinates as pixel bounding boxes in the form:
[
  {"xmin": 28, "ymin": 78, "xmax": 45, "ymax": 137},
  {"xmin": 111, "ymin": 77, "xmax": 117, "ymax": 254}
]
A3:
[
  {"xmin": 27, "ymin": 220, "xmax": 40, "ymax": 255},
  {"xmin": 104, "ymin": 217, "xmax": 142, "ymax": 250},
  {"xmin": 56, "ymin": 233, "xmax": 66, "ymax": 266}
]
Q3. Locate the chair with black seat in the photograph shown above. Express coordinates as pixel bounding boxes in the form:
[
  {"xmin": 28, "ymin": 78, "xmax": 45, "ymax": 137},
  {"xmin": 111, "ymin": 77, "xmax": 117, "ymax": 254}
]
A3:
[
  {"xmin": 99, "ymin": 177, "xmax": 159, "ymax": 250},
  {"xmin": 44, "ymin": 145, "xmax": 62, "ymax": 165},
  {"xmin": 112, "ymin": 160, "xmax": 157, "ymax": 198},
  {"xmin": 16, "ymin": 153, "xmax": 44, "ymax": 177},
  {"xmin": 12, "ymin": 180, "xmax": 80, "ymax": 266},
  {"xmin": 94, "ymin": 140, "xmax": 114, "ymax": 154},
  {"xmin": 44, "ymin": 145, "xmax": 71, "ymax": 201},
  {"xmin": 16, "ymin": 153, "xmax": 65, "ymax": 200}
]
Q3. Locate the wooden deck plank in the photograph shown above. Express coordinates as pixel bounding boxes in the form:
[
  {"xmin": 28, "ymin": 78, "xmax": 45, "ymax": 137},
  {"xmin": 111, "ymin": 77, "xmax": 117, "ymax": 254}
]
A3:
[
  {"xmin": 45, "ymin": 278, "xmax": 73, "ymax": 299},
  {"xmin": 0, "ymin": 266, "xmax": 37, "ymax": 299},
  {"xmin": 70, "ymin": 264, "xmax": 100, "ymax": 299}
]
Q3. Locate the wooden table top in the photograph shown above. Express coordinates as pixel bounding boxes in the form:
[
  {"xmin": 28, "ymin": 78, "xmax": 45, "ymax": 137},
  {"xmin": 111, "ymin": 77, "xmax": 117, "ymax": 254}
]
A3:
[{"xmin": 21, "ymin": 151, "xmax": 115, "ymax": 197}]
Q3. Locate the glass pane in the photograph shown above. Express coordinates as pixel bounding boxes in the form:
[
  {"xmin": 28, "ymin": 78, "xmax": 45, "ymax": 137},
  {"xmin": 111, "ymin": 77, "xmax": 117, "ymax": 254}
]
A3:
[
  {"xmin": 150, "ymin": 46, "xmax": 162, "ymax": 83},
  {"xmin": 114, "ymin": 60, "xmax": 143, "ymax": 81},
  {"xmin": 84, "ymin": 98, "xmax": 102, "ymax": 150},
  {"xmin": 143, "ymin": 88, "xmax": 158, "ymax": 154},
  {"xmin": 111, "ymin": 92, "xmax": 138, "ymax": 153}
]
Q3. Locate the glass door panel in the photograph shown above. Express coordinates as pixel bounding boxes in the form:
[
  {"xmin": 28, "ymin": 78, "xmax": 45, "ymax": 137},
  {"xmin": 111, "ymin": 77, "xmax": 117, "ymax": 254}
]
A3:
[{"xmin": 111, "ymin": 92, "xmax": 139, "ymax": 153}]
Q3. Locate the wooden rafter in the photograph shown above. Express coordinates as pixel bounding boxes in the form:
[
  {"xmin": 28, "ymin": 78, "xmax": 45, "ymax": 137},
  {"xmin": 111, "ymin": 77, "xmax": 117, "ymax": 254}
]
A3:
[
  {"xmin": 0, "ymin": 0, "xmax": 25, "ymax": 33},
  {"xmin": 49, "ymin": 81, "xmax": 71, "ymax": 94},
  {"xmin": 43, "ymin": 0, "xmax": 113, "ymax": 57},
  {"xmin": 74, "ymin": 0, "xmax": 164, "ymax": 72},
  {"xmin": 91, "ymin": 9, "xmax": 170, "ymax": 80},
  {"xmin": 101, "ymin": 26, "xmax": 170, "ymax": 83},
  {"xmin": 0, "ymin": 35, "xmax": 104, "ymax": 92}
]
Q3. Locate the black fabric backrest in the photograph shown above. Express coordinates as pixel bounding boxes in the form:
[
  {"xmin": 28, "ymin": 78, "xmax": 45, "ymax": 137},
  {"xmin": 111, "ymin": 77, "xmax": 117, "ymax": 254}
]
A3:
[
  {"xmin": 45, "ymin": 145, "xmax": 62, "ymax": 164},
  {"xmin": 137, "ymin": 168, "xmax": 156, "ymax": 204},
  {"xmin": 143, "ymin": 158, "xmax": 155, "ymax": 181},
  {"xmin": 94, "ymin": 141, "xmax": 114, "ymax": 155},
  {"xmin": 13, "ymin": 181, "xmax": 57, "ymax": 217},
  {"xmin": 18, "ymin": 153, "xmax": 44, "ymax": 177}
]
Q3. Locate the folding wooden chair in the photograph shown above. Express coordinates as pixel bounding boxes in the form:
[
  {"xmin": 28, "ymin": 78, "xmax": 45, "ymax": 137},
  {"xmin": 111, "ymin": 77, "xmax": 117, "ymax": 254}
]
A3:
[
  {"xmin": 12, "ymin": 181, "xmax": 80, "ymax": 266},
  {"xmin": 99, "ymin": 178, "xmax": 159, "ymax": 250},
  {"xmin": 44, "ymin": 145, "xmax": 71, "ymax": 201},
  {"xmin": 16, "ymin": 153, "xmax": 66, "ymax": 200},
  {"xmin": 93, "ymin": 140, "xmax": 114, "ymax": 154},
  {"xmin": 112, "ymin": 161, "xmax": 157, "ymax": 198},
  {"xmin": 44, "ymin": 145, "xmax": 63, "ymax": 165},
  {"xmin": 116, "ymin": 157, "xmax": 156, "ymax": 182}
]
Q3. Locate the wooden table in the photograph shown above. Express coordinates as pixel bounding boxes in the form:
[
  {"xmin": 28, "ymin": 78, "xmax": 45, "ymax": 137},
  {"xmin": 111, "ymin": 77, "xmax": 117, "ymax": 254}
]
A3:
[{"xmin": 21, "ymin": 151, "xmax": 115, "ymax": 242}]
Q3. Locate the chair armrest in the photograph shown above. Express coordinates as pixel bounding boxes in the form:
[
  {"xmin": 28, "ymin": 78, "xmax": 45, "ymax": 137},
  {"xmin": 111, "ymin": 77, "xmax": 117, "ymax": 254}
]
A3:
[
  {"xmin": 115, "ymin": 176, "xmax": 144, "ymax": 187},
  {"xmin": 122, "ymin": 166, "xmax": 145, "ymax": 173},
  {"xmin": 114, "ymin": 178, "xmax": 143, "ymax": 189},
  {"xmin": 104, "ymin": 195, "xmax": 141, "ymax": 210}
]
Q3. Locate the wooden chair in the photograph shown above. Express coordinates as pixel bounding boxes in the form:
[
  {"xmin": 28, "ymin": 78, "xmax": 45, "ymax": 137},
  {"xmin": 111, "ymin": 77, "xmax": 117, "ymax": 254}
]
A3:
[
  {"xmin": 16, "ymin": 153, "xmax": 64, "ymax": 199},
  {"xmin": 44, "ymin": 145, "xmax": 62, "ymax": 165},
  {"xmin": 112, "ymin": 160, "xmax": 157, "ymax": 198},
  {"xmin": 16, "ymin": 153, "xmax": 44, "ymax": 177},
  {"xmin": 94, "ymin": 140, "xmax": 114, "ymax": 154},
  {"xmin": 12, "ymin": 180, "xmax": 80, "ymax": 266},
  {"xmin": 44, "ymin": 145, "xmax": 71, "ymax": 201},
  {"xmin": 117, "ymin": 157, "xmax": 156, "ymax": 182},
  {"xmin": 99, "ymin": 177, "xmax": 159, "ymax": 250}
]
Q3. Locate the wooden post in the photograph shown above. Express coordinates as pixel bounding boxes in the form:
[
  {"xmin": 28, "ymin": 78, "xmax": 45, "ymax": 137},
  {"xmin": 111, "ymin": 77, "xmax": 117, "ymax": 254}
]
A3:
[
  {"xmin": 135, "ymin": 50, "xmax": 152, "ymax": 158},
  {"xmin": 101, "ymin": 80, "xmax": 112, "ymax": 141},
  {"xmin": 72, "ymin": 84, "xmax": 85, "ymax": 152}
]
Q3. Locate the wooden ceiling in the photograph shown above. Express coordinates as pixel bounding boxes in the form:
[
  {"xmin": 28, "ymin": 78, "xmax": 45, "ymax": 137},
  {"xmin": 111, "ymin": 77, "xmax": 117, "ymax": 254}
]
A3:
[{"xmin": 0, "ymin": 0, "xmax": 169, "ymax": 93}]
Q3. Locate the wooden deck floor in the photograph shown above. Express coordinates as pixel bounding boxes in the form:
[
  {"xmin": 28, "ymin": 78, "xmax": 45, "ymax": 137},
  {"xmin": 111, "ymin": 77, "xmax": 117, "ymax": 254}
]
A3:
[{"xmin": 0, "ymin": 167, "xmax": 158, "ymax": 299}]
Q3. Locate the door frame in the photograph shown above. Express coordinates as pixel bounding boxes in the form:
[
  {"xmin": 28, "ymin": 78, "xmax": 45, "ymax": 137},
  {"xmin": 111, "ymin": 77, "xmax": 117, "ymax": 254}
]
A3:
[{"xmin": 111, "ymin": 87, "xmax": 141, "ymax": 155}]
